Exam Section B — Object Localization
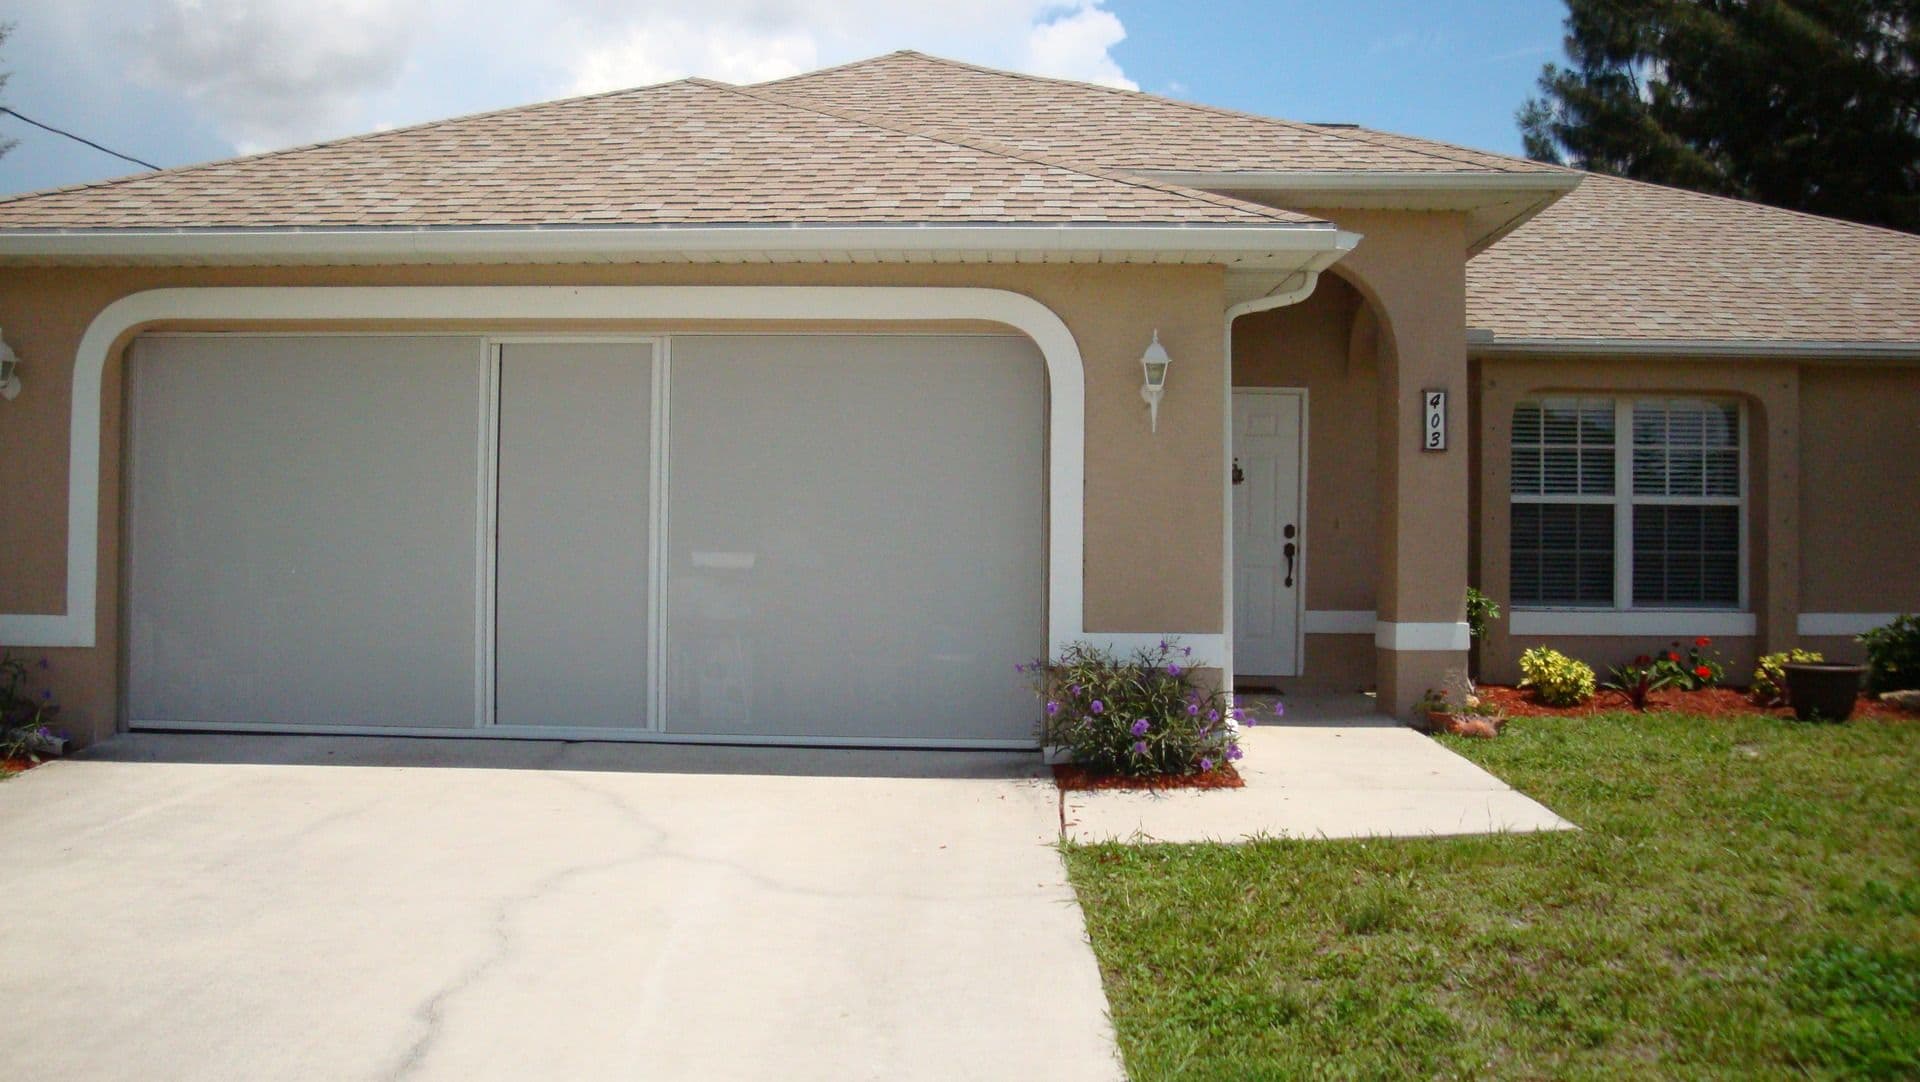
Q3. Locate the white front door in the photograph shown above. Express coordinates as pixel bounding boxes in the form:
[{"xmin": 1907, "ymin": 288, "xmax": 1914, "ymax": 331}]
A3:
[{"xmin": 1232, "ymin": 389, "xmax": 1305, "ymax": 677}]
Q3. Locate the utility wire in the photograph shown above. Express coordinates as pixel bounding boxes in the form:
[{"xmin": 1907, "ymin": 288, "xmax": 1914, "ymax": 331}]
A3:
[{"xmin": 0, "ymin": 106, "xmax": 162, "ymax": 171}]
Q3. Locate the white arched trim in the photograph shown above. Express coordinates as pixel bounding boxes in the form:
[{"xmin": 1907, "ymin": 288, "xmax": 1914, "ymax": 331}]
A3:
[{"xmin": 0, "ymin": 285, "xmax": 1087, "ymax": 651}]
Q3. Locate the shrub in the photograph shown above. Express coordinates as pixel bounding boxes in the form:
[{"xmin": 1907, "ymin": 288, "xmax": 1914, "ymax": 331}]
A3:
[
  {"xmin": 1518, "ymin": 646, "xmax": 1596, "ymax": 706},
  {"xmin": 1753, "ymin": 649, "xmax": 1825, "ymax": 706},
  {"xmin": 0, "ymin": 652, "xmax": 60, "ymax": 762},
  {"xmin": 1022, "ymin": 639, "xmax": 1245, "ymax": 777},
  {"xmin": 1858, "ymin": 614, "xmax": 1920, "ymax": 694}
]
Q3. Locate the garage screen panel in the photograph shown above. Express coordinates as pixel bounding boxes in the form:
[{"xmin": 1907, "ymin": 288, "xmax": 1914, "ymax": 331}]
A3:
[
  {"xmin": 664, "ymin": 334, "xmax": 1045, "ymax": 742},
  {"xmin": 126, "ymin": 335, "xmax": 486, "ymax": 729}
]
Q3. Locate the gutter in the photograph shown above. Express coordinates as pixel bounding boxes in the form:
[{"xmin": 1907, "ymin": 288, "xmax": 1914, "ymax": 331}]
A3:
[{"xmin": 0, "ymin": 222, "xmax": 1360, "ymax": 266}]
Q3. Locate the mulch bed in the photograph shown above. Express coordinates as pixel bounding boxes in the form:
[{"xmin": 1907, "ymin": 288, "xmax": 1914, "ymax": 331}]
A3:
[
  {"xmin": 1, "ymin": 757, "xmax": 39, "ymax": 774},
  {"xmin": 1053, "ymin": 763, "xmax": 1245, "ymax": 792},
  {"xmin": 1476, "ymin": 683, "xmax": 1916, "ymax": 721}
]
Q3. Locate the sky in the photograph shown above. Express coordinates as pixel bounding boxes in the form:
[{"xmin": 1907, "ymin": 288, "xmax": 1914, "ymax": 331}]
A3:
[{"xmin": 0, "ymin": 0, "xmax": 1572, "ymax": 197}]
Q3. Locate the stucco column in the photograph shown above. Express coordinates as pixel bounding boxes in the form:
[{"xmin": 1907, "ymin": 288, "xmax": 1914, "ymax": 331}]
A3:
[{"xmin": 1315, "ymin": 210, "xmax": 1473, "ymax": 715}]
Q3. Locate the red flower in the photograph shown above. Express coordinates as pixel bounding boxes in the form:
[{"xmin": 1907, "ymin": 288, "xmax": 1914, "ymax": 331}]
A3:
[
  {"xmin": 1666, "ymin": 652, "xmax": 1681, "ymax": 663},
  {"xmin": 1695, "ymin": 665, "xmax": 1713, "ymax": 680},
  {"xmin": 1635, "ymin": 655, "xmax": 1652, "ymax": 666},
  {"xmin": 1694, "ymin": 636, "xmax": 1712, "ymax": 648}
]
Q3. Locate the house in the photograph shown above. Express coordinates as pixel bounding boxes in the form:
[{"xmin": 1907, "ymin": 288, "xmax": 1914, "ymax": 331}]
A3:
[{"xmin": 0, "ymin": 51, "xmax": 1914, "ymax": 747}]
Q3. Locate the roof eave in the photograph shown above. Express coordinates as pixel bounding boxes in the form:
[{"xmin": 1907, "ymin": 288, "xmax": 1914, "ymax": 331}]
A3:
[
  {"xmin": 1129, "ymin": 170, "xmax": 1583, "ymax": 254},
  {"xmin": 0, "ymin": 222, "xmax": 1360, "ymax": 269},
  {"xmin": 1468, "ymin": 334, "xmax": 1920, "ymax": 363}
]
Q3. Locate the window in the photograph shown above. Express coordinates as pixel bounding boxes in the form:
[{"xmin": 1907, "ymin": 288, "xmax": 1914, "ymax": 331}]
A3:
[{"xmin": 1510, "ymin": 397, "xmax": 1744, "ymax": 609}]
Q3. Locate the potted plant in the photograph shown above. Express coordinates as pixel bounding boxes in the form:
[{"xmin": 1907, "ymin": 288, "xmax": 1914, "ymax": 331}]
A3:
[{"xmin": 1781, "ymin": 661, "xmax": 1867, "ymax": 722}]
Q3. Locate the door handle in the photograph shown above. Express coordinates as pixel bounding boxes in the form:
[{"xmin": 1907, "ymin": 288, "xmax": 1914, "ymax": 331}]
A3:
[{"xmin": 1283, "ymin": 541, "xmax": 1296, "ymax": 587}]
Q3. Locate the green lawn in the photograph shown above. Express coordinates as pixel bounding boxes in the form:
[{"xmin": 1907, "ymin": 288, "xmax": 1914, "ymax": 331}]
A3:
[{"xmin": 1064, "ymin": 711, "xmax": 1920, "ymax": 1080}]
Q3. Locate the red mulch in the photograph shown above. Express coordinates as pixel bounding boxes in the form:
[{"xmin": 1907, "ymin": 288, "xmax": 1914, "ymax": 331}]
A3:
[
  {"xmin": 1052, "ymin": 763, "xmax": 1245, "ymax": 791},
  {"xmin": 1476, "ymin": 683, "xmax": 1916, "ymax": 721},
  {"xmin": 1, "ymin": 757, "xmax": 38, "ymax": 774}
]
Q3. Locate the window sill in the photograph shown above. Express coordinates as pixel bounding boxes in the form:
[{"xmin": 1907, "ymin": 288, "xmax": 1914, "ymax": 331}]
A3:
[{"xmin": 1509, "ymin": 610, "xmax": 1756, "ymax": 637}]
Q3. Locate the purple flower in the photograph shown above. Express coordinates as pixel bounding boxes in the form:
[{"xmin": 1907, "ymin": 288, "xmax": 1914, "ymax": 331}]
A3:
[
  {"xmin": 1131, "ymin": 741, "xmax": 1148, "ymax": 756},
  {"xmin": 1070, "ymin": 684, "xmax": 1082, "ymax": 696},
  {"xmin": 1014, "ymin": 663, "xmax": 1025, "ymax": 674},
  {"xmin": 1272, "ymin": 702, "xmax": 1285, "ymax": 718},
  {"xmin": 1089, "ymin": 700, "xmax": 1104, "ymax": 715},
  {"xmin": 1046, "ymin": 700, "xmax": 1061, "ymax": 716},
  {"xmin": 1158, "ymin": 638, "xmax": 1169, "ymax": 651},
  {"xmin": 1207, "ymin": 709, "xmax": 1220, "ymax": 722},
  {"xmin": 40, "ymin": 690, "xmax": 52, "ymax": 701},
  {"xmin": 1167, "ymin": 664, "xmax": 1182, "ymax": 676},
  {"xmin": 36, "ymin": 658, "xmax": 50, "ymax": 670},
  {"xmin": 1183, "ymin": 646, "xmax": 1193, "ymax": 657},
  {"xmin": 1129, "ymin": 718, "xmax": 1149, "ymax": 737},
  {"xmin": 1226, "ymin": 745, "xmax": 1244, "ymax": 762},
  {"xmin": 1199, "ymin": 757, "xmax": 1214, "ymax": 772},
  {"xmin": 1186, "ymin": 703, "xmax": 1200, "ymax": 716}
]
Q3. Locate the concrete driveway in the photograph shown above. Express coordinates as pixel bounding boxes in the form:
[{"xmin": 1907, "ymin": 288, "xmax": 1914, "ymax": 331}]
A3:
[{"xmin": 0, "ymin": 735, "xmax": 1122, "ymax": 1082}]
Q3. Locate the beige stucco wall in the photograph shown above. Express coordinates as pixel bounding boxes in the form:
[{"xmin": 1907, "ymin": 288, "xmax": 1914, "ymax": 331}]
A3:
[
  {"xmin": 0, "ymin": 261, "xmax": 1229, "ymax": 743},
  {"xmin": 1798, "ymin": 366, "xmax": 1920, "ymax": 619},
  {"xmin": 1231, "ymin": 271, "xmax": 1380, "ymax": 690}
]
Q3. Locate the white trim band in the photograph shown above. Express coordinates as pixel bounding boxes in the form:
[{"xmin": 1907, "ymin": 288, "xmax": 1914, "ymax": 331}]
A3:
[
  {"xmin": 1511, "ymin": 610, "xmax": 1757, "ymax": 637},
  {"xmin": 0, "ymin": 285, "xmax": 1090, "ymax": 651},
  {"xmin": 1375, "ymin": 621, "xmax": 1471, "ymax": 652},
  {"xmin": 1797, "ymin": 612, "xmax": 1902, "ymax": 637},
  {"xmin": 1070, "ymin": 634, "xmax": 1228, "ymax": 671},
  {"xmin": 1304, "ymin": 610, "xmax": 1376, "ymax": 634}
]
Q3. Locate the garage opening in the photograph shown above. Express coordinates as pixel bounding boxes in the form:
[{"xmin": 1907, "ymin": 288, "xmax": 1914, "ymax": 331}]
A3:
[{"xmin": 125, "ymin": 332, "xmax": 1045, "ymax": 746}]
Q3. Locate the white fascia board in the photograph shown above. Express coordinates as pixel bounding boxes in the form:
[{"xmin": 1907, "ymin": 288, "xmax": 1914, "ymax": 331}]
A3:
[
  {"xmin": 0, "ymin": 223, "xmax": 1357, "ymax": 267},
  {"xmin": 1470, "ymin": 337, "xmax": 1920, "ymax": 362}
]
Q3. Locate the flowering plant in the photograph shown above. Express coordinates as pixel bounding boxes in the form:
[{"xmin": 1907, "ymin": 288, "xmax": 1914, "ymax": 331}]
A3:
[
  {"xmin": 1603, "ymin": 657, "xmax": 1678, "ymax": 711},
  {"xmin": 0, "ymin": 652, "xmax": 61, "ymax": 762},
  {"xmin": 1020, "ymin": 638, "xmax": 1251, "ymax": 777},
  {"xmin": 1644, "ymin": 637, "xmax": 1725, "ymax": 691}
]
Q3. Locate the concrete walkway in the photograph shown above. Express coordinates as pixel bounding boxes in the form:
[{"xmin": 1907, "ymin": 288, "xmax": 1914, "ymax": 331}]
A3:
[
  {"xmin": 0, "ymin": 736, "xmax": 1122, "ymax": 1082},
  {"xmin": 1061, "ymin": 695, "xmax": 1576, "ymax": 844}
]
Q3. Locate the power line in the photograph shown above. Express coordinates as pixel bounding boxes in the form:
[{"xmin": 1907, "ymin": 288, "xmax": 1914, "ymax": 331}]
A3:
[{"xmin": 0, "ymin": 106, "xmax": 162, "ymax": 171}]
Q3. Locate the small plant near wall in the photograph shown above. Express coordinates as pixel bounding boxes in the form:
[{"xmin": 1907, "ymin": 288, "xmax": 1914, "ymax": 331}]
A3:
[
  {"xmin": 1603, "ymin": 656, "xmax": 1678, "ymax": 712},
  {"xmin": 1, "ymin": 652, "xmax": 64, "ymax": 766},
  {"xmin": 1466, "ymin": 588, "xmax": 1500, "ymax": 641},
  {"xmin": 1752, "ymin": 649, "xmax": 1825, "ymax": 706},
  {"xmin": 1858, "ymin": 614, "xmax": 1920, "ymax": 694},
  {"xmin": 1021, "ymin": 639, "xmax": 1246, "ymax": 778},
  {"xmin": 1517, "ymin": 646, "xmax": 1596, "ymax": 707}
]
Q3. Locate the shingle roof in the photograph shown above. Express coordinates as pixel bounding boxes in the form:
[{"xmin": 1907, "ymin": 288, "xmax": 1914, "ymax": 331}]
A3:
[
  {"xmin": 0, "ymin": 77, "xmax": 1317, "ymax": 230},
  {"xmin": 1467, "ymin": 172, "xmax": 1920, "ymax": 345},
  {"xmin": 761, "ymin": 51, "xmax": 1563, "ymax": 177}
]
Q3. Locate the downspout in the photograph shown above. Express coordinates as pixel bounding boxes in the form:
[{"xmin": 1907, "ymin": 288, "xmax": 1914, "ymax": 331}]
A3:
[{"xmin": 1219, "ymin": 268, "xmax": 1329, "ymax": 705}]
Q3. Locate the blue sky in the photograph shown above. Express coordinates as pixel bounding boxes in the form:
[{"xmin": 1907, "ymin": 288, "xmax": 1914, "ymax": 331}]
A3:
[{"xmin": 0, "ymin": 0, "xmax": 1572, "ymax": 198}]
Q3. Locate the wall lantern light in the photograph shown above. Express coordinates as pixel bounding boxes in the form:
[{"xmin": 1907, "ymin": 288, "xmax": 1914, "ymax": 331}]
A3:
[
  {"xmin": 0, "ymin": 330, "xmax": 19, "ymax": 401},
  {"xmin": 1139, "ymin": 329, "xmax": 1171, "ymax": 432}
]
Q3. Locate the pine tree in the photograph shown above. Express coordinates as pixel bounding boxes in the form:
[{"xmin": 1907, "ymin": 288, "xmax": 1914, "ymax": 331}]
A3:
[{"xmin": 1520, "ymin": 1, "xmax": 1920, "ymax": 232}]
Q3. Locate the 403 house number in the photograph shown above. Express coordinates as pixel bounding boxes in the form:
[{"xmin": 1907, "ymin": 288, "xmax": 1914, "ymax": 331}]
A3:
[{"xmin": 1422, "ymin": 390, "xmax": 1447, "ymax": 451}]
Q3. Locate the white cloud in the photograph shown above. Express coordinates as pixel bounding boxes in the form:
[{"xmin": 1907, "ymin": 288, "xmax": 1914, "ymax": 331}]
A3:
[
  {"xmin": 1023, "ymin": 2, "xmax": 1136, "ymax": 90},
  {"xmin": 41, "ymin": 0, "xmax": 1138, "ymax": 154}
]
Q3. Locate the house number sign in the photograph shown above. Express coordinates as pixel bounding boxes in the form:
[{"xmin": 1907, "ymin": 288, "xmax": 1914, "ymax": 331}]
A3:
[{"xmin": 1422, "ymin": 390, "xmax": 1447, "ymax": 452}]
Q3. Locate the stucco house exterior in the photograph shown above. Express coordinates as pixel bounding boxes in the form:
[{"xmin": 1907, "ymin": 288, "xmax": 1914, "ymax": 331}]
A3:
[{"xmin": 0, "ymin": 51, "xmax": 1914, "ymax": 748}]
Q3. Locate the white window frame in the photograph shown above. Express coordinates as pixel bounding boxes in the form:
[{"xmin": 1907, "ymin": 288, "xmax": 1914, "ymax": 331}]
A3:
[{"xmin": 1510, "ymin": 396, "xmax": 1749, "ymax": 620}]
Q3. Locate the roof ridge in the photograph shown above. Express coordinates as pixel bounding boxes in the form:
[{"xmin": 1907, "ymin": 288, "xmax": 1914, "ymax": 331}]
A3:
[
  {"xmin": 0, "ymin": 77, "xmax": 720, "ymax": 209},
  {"xmin": 710, "ymin": 78, "xmax": 1322, "ymax": 226},
  {"xmin": 785, "ymin": 50, "xmax": 1545, "ymax": 176},
  {"xmin": 1581, "ymin": 170, "xmax": 1920, "ymax": 243}
]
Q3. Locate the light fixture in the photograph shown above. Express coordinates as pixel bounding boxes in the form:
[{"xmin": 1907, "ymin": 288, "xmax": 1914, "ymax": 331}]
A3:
[
  {"xmin": 1139, "ymin": 329, "xmax": 1171, "ymax": 432},
  {"xmin": 0, "ymin": 330, "xmax": 19, "ymax": 401}
]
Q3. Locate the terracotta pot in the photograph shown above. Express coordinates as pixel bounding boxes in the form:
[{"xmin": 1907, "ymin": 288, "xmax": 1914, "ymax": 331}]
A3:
[{"xmin": 1783, "ymin": 662, "xmax": 1866, "ymax": 722}]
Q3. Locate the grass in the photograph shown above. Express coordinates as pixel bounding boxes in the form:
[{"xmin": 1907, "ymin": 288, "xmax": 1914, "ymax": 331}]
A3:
[{"xmin": 1063, "ymin": 710, "xmax": 1920, "ymax": 1080}]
